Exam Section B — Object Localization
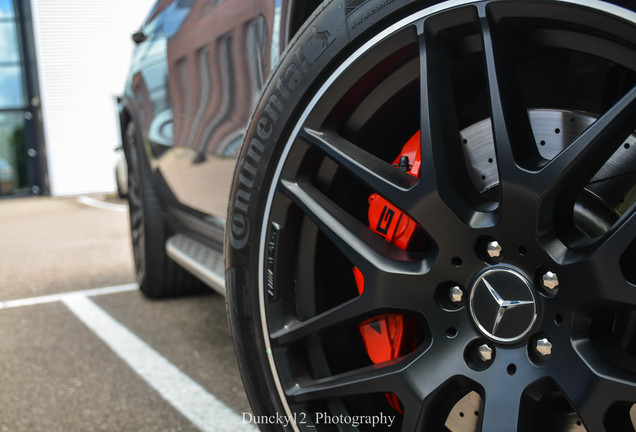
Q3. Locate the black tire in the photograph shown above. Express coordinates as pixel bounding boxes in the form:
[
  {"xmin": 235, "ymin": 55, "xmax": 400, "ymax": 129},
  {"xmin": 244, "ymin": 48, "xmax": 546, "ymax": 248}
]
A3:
[
  {"xmin": 116, "ymin": 175, "xmax": 127, "ymax": 199},
  {"xmin": 226, "ymin": 0, "xmax": 636, "ymax": 430},
  {"xmin": 125, "ymin": 122, "xmax": 205, "ymax": 298},
  {"xmin": 116, "ymin": 168, "xmax": 127, "ymax": 199},
  {"xmin": 116, "ymin": 183, "xmax": 126, "ymax": 199}
]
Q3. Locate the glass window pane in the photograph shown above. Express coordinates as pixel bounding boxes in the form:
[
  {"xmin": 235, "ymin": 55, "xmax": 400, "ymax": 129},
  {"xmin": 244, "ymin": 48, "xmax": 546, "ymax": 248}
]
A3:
[
  {"xmin": 0, "ymin": 22, "xmax": 19, "ymax": 62},
  {"xmin": 0, "ymin": 66, "xmax": 24, "ymax": 108},
  {"xmin": 0, "ymin": 0, "xmax": 14, "ymax": 19},
  {"xmin": 0, "ymin": 111, "xmax": 24, "ymax": 194}
]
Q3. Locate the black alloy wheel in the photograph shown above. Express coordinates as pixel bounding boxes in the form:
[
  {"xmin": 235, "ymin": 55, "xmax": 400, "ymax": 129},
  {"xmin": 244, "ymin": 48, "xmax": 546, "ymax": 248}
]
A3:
[{"xmin": 227, "ymin": 0, "xmax": 636, "ymax": 430}]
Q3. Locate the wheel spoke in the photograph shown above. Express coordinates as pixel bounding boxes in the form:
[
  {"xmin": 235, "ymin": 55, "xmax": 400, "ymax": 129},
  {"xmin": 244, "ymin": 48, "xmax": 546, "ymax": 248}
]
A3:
[
  {"xmin": 271, "ymin": 268, "xmax": 430, "ymax": 347},
  {"xmin": 399, "ymin": 383, "xmax": 447, "ymax": 432},
  {"xmin": 285, "ymin": 342, "xmax": 458, "ymax": 416},
  {"xmin": 416, "ymin": 18, "xmax": 494, "ymax": 229},
  {"xmin": 127, "ymin": 180, "xmax": 142, "ymax": 209},
  {"xmin": 131, "ymin": 225, "xmax": 140, "ymax": 242},
  {"xmin": 585, "ymin": 201, "xmax": 636, "ymax": 262},
  {"xmin": 479, "ymin": 9, "xmax": 538, "ymax": 190},
  {"xmin": 578, "ymin": 377, "xmax": 636, "ymax": 430},
  {"xmin": 558, "ymin": 344, "xmax": 636, "ymax": 431},
  {"xmin": 399, "ymin": 405, "xmax": 426, "ymax": 432},
  {"xmin": 398, "ymin": 341, "xmax": 476, "ymax": 430},
  {"xmin": 270, "ymin": 297, "xmax": 368, "ymax": 347},
  {"xmin": 480, "ymin": 383, "xmax": 522, "ymax": 432},
  {"xmin": 575, "ymin": 208, "xmax": 636, "ymax": 305},
  {"xmin": 417, "ymin": 20, "xmax": 464, "ymax": 190},
  {"xmin": 588, "ymin": 273, "xmax": 636, "ymax": 307},
  {"xmin": 285, "ymin": 361, "xmax": 406, "ymax": 403},
  {"xmin": 129, "ymin": 193, "xmax": 142, "ymax": 211},
  {"xmin": 539, "ymin": 85, "xmax": 636, "ymax": 198},
  {"xmin": 279, "ymin": 179, "xmax": 429, "ymax": 276},
  {"xmin": 130, "ymin": 209, "xmax": 142, "ymax": 228},
  {"xmin": 300, "ymin": 127, "xmax": 417, "ymax": 199}
]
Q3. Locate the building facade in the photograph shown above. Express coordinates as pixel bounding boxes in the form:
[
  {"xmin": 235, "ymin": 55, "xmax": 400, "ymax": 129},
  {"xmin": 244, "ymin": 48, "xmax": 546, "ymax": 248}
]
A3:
[{"xmin": 0, "ymin": 0, "xmax": 156, "ymax": 198}]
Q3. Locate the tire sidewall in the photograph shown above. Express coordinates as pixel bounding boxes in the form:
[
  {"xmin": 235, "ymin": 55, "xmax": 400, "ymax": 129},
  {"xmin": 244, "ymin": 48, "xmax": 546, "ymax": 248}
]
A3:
[
  {"xmin": 124, "ymin": 121, "xmax": 149, "ymax": 287},
  {"xmin": 225, "ymin": 0, "xmax": 423, "ymax": 428}
]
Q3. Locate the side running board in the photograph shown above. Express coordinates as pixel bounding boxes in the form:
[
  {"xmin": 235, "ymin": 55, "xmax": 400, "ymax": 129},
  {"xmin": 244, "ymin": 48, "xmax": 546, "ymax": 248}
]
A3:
[{"xmin": 166, "ymin": 234, "xmax": 225, "ymax": 295}]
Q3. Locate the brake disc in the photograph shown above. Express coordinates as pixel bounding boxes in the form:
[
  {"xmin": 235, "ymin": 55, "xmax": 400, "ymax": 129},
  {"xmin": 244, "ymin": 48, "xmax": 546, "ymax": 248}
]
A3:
[{"xmin": 461, "ymin": 108, "xmax": 636, "ymax": 202}]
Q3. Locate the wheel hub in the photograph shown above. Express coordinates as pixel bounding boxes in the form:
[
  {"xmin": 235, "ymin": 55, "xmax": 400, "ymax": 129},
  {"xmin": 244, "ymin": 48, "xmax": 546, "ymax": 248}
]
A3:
[{"xmin": 469, "ymin": 267, "xmax": 538, "ymax": 344}]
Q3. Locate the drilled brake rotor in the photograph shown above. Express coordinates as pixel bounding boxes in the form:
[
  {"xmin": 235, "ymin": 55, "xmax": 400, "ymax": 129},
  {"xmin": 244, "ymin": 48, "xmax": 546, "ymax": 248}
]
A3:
[{"xmin": 461, "ymin": 109, "xmax": 636, "ymax": 212}]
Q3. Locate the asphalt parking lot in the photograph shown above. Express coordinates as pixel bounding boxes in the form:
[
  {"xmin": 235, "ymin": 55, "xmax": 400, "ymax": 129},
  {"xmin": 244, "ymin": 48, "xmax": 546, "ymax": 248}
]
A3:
[{"xmin": 0, "ymin": 196, "xmax": 255, "ymax": 432}]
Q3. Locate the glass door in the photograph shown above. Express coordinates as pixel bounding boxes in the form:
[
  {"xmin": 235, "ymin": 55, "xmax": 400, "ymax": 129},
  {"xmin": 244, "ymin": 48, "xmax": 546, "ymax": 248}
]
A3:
[{"xmin": 0, "ymin": 0, "xmax": 42, "ymax": 196}]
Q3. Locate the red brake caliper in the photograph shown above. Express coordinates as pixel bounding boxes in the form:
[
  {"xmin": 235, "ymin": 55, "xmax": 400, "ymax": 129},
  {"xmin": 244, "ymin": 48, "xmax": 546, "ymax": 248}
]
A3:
[{"xmin": 354, "ymin": 131, "xmax": 423, "ymax": 413}]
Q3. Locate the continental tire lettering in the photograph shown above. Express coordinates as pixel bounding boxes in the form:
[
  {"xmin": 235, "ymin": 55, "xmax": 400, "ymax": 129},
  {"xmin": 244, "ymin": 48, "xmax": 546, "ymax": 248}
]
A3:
[
  {"xmin": 250, "ymin": 137, "xmax": 266, "ymax": 153},
  {"xmin": 282, "ymin": 64, "xmax": 302, "ymax": 94},
  {"xmin": 257, "ymin": 117, "xmax": 272, "ymax": 140},
  {"xmin": 247, "ymin": 145, "xmax": 263, "ymax": 165},
  {"xmin": 230, "ymin": 212, "xmax": 249, "ymax": 249},
  {"xmin": 350, "ymin": 0, "xmax": 395, "ymax": 29},
  {"xmin": 264, "ymin": 94, "xmax": 284, "ymax": 122},
  {"xmin": 276, "ymin": 78, "xmax": 290, "ymax": 100},
  {"xmin": 235, "ymin": 187, "xmax": 251, "ymax": 213},
  {"xmin": 293, "ymin": 47, "xmax": 310, "ymax": 73},
  {"xmin": 242, "ymin": 158, "xmax": 258, "ymax": 177},
  {"xmin": 229, "ymin": 49, "xmax": 310, "ymax": 250},
  {"xmin": 230, "ymin": 147, "xmax": 262, "ymax": 249}
]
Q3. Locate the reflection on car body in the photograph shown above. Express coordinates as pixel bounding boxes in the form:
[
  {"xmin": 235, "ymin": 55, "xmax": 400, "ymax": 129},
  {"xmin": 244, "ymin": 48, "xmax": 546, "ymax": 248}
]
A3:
[{"xmin": 124, "ymin": 0, "xmax": 274, "ymax": 218}]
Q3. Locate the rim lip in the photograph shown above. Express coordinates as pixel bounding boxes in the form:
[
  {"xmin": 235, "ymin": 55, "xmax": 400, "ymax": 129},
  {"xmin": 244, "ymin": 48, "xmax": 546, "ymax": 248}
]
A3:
[
  {"xmin": 468, "ymin": 267, "xmax": 538, "ymax": 344},
  {"xmin": 255, "ymin": 0, "xmax": 636, "ymax": 428}
]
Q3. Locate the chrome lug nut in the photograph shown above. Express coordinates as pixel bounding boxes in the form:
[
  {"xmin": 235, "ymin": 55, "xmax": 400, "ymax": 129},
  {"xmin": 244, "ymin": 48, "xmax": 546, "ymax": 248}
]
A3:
[
  {"xmin": 542, "ymin": 271, "xmax": 559, "ymax": 292},
  {"xmin": 449, "ymin": 286, "xmax": 464, "ymax": 304},
  {"xmin": 536, "ymin": 338, "xmax": 553, "ymax": 357},
  {"xmin": 478, "ymin": 344, "xmax": 493, "ymax": 362},
  {"xmin": 486, "ymin": 240, "xmax": 502, "ymax": 258}
]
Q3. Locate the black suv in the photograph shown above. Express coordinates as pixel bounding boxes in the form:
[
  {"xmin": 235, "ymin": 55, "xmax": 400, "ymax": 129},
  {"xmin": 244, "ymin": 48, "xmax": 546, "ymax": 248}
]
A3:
[{"xmin": 120, "ymin": 0, "xmax": 636, "ymax": 430}]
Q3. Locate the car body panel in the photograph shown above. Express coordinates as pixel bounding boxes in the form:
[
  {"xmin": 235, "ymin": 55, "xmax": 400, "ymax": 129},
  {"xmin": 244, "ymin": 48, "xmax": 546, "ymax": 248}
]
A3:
[{"xmin": 121, "ymin": 0, "xmax": 284, "ymax": 225}]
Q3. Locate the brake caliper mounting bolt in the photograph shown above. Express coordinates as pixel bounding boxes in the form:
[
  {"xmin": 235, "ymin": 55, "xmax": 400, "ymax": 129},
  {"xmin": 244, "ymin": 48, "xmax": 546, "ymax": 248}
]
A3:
[
  {"xmin": 478, "ymin": 344, "xmax": 493, "ymax": 362},
  {"xmin": 542, "ymin": 271, "xmax": 559, "ymax": 292},
  {"xmin": 396, "ymin": 155, "xmax": 410, "ymax": 172},
  {"xmin": 449, "ymin": 286, "xmax": 464, "ymax": 304},
  {"xmin": 486, "ymin": 240, "xmax": 502, "ymax": 258},
  {"xmin": 536, "ymin": 338, "xmax": 553, "ymax": 357}
]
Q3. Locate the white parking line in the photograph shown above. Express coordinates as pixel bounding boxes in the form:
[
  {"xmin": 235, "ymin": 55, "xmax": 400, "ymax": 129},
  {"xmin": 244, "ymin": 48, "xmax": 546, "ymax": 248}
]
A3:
[
  {"xmin": 1, "ymin": 285, "xmax": 255, "ymax": 432},
  {"xmin": 63, "ymin": 295, "xmax": 256, "ymax": 432},
  {"xmin": 77, "ymin": 196, "xmax": 128, "ymax": 212},
  {"xmin": 0, "ymin": 283, "xmax": 138, "ymax": 309}
]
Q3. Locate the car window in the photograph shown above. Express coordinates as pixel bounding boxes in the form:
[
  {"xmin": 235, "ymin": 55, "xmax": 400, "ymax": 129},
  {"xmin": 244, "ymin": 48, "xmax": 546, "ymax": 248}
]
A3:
[
  {"xmin": 142, "ymin": 0, "xmax": 192, "ymax": 41},
  {"xmin": 142, "ymin": 0, "xmax": 161, "ymax": 27},
  {"xmin": 158, "ymin": 1, "xmax": 192, "ymax": 38}
]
